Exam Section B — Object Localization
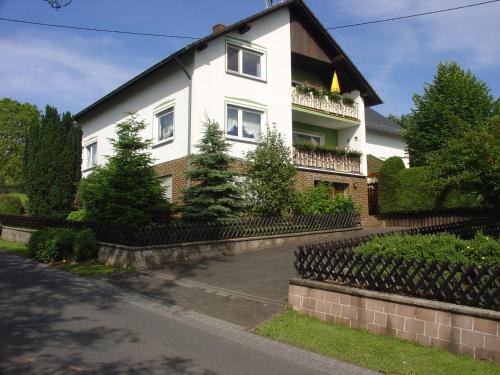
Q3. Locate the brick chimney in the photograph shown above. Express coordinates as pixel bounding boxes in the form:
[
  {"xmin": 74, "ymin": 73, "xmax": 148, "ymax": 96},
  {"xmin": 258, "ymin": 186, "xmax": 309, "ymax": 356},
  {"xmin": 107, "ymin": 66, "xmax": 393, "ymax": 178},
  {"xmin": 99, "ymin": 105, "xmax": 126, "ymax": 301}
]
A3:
[{"xmin": 212, "ymin": 24, "xmax": 226, "ymax": 33}]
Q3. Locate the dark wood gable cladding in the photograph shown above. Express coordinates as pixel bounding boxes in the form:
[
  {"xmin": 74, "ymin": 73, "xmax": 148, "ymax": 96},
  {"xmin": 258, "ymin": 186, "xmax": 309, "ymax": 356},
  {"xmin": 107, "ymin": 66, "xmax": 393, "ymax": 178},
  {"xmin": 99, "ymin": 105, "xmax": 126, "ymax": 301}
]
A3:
[
  {"xmin": 291, "ymin": 13, "xmax": 331, "ymax": 63},
  {"xmin": 289, "ymin": 5, "xmax": 381, "ymax": 106}
]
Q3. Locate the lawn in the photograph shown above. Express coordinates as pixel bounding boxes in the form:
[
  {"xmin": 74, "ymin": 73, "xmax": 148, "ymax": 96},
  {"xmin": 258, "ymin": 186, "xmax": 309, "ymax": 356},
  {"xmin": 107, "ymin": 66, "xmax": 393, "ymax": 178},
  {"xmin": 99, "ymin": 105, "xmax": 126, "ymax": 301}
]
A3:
[
  {"xmin": 255, "ymin": 309, "xmax": 500, "ymax": 375},
  {"xmin": 54, "ymin": 261, "xmax": 134, "ymax": 276},
  {"xmin": 0, "ymin": 238, "xmax": 30, "ymax": 257},
  {"xmin": 0, "ymin": 238, "xmax": 133, "ymax": 276}
]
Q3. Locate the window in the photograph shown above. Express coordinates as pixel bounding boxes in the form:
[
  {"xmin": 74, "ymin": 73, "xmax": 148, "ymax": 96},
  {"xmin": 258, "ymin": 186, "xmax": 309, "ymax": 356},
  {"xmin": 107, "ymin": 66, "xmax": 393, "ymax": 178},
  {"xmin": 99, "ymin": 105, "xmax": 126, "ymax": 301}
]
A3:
[
  {"xmin": 157, "ymin": 108, "xmax": 174, "ymax": 141},
  {"xmin": 159, "ymin": 175, "xmax": 173, "ymax": 202},
  {"xmin": 293, "ymin": 131, "xmax": 324, "ymax": 146},
  {"xmin": 226, "ymin": 43, "xmax": 263, "ymax": 79},
  {"xmin": 313, "ymin": 181, "xmax": 349, "ymax": 196},
  {"xmin": 85, "ymin": 142, "xmax": 97, "ymax": 169},
  {"xmin": 226, "ymin": 105, "xmax": 262, "ymax": 140}
]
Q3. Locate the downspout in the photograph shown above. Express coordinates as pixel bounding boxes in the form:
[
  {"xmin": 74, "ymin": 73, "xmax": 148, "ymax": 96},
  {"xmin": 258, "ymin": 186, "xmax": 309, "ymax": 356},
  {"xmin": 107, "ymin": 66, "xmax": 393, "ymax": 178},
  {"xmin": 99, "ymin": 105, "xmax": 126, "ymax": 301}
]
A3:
[{"xmin": 174, "ymin": 55, "xmax": 193, "ymax": 187}]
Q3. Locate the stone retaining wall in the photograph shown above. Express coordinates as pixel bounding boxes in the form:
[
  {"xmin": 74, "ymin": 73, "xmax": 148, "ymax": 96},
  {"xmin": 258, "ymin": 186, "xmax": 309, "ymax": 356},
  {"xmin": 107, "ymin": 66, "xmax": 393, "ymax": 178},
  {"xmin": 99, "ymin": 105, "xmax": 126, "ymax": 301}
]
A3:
[
  {"xmin": 289, "ymin": 278, "xmax": 500, "ymax": 362},
  {"xmin": 0, "ymin": 226, "xmax": 35, "ymax": 244},
  {"xmin": 98, "ymin": 228, "xmax": 360, "ymax": 270}
]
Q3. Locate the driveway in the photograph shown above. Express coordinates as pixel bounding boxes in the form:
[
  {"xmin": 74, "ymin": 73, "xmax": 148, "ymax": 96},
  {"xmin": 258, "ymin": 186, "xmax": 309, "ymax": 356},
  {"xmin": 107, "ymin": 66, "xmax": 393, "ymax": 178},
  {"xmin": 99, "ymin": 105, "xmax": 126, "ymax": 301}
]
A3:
[
  {"xmin": 105, "ymin": 227, "xmax": 397, "ymax": 328},
  {"xmin": 0, "ymin": 251, "xmax": 377, "ymax": 375}
]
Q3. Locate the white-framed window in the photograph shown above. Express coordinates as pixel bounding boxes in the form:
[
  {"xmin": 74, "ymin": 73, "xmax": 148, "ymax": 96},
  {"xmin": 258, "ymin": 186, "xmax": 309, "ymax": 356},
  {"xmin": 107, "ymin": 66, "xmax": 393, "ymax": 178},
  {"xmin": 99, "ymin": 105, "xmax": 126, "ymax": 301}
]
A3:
[
  {"xmin": 226, "ymin": 105, "xmax": 263, "ymax": 141},
  {"xmin": 293, "ymin": 130, "xmax": 324, "ymax": 146},
  {"xmin": 84, "ymin": 141, "xmax": 97, "ymax": 169},
  {"xmin": 157, "ymin": 108, "xmax": 174, "ymax": 142},
  {"xmin": 226, "ymin": 43, "xmax": 264, "ymax": 79},
  {"xmin": 159, "ymin": 175, "xmax": 173, "ymax": 202}
]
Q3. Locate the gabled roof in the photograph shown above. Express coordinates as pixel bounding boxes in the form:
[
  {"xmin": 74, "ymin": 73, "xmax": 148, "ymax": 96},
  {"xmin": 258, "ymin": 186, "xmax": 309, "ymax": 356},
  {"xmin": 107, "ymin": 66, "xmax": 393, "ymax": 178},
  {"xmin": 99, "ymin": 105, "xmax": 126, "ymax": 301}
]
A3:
[
  {"xmin": 365, "ymin": 108, "xmax": 402, "ymax": 136},
  {"xmin": 75, "ymin": 0, "xmax": 382, "ymax": 120}
]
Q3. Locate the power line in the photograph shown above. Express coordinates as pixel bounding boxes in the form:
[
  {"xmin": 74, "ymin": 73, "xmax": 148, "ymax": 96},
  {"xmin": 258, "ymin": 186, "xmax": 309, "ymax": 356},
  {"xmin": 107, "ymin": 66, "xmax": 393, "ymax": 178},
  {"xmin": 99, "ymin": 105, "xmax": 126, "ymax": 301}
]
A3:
[
  {"xmin": 0, "ymin": 17, "xmax": 199, "ymax": 39},
  {"xmin": 0, "ymin": 0, "xmax": 498, "ymax": 39},
  {"xmin": 327, "ymin": 0, "xmax": 500, "ymax": 30}
]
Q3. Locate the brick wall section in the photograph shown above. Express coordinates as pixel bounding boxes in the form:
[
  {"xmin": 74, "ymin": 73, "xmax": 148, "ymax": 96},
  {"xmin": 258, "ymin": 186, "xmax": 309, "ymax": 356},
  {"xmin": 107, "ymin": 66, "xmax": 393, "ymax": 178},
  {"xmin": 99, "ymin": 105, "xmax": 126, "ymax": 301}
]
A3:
[
  {"xmin": 154, "ymin": 158, "xmax": 369, "ymax": 217},
  {"xmin": 154, "ymin": 157, "xmax": 188, "ymax": 204},
  {"xmin": 294, "ymin": 169, "xmax": 369, "ymax": 218},
  {"xmin": 289, "ymin": 279, "xmax": 500, "ymax": 362}
]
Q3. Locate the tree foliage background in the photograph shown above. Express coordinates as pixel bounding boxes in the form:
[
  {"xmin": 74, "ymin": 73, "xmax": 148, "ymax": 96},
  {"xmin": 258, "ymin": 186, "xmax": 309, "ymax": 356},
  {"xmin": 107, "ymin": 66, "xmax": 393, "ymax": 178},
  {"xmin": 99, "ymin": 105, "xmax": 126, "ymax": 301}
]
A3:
[
  {"xmin": 0, "ymin": 98, "xmax": 40, "ymax": 187},
  {"xmin": 403, "ymin": 61, "xmax": 499, "ymax": 166},
  {"xmin": 182, "ymin": 119, "xmax": 243, "ymax": 222},
  {"xmin": 24, "ymin": 105, "xmax": 81, "ymax": 218},
  {"xmin": 79, "ymin": 114, "xmax": 164, "ymax": 224},
  {"xmin": 244, "ymin": 126, "xmax": 296, "ymax": 217}
]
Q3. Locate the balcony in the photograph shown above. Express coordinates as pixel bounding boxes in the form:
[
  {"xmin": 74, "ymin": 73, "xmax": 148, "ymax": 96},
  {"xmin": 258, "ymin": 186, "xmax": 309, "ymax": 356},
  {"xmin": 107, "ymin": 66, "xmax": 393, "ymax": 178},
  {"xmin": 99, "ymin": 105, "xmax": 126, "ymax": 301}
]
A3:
[
  {"xmin": 292, "ymin": 86, "xmax": 359, "ymax": 121},
  {"xmin": 293, "ymin": 146, "xmax": 361, "ymax": 174}
]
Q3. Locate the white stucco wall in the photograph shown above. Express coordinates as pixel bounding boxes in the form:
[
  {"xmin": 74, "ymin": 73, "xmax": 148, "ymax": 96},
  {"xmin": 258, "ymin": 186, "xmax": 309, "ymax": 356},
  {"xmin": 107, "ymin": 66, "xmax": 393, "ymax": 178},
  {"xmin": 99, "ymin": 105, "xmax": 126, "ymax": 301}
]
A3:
[
  {"xmin": 190, "ymin": 8, "xmax": 292, "ymax": 159},
  {"xmin": 79, "ymin": 8, "xmax": 292, "ymax": 174},
  {"xmin": 365, "ymin": 129, "xmax": 409, "ymax": 167},
  {"xmin": 79, "ymin": 58, "xmax": 192, "ymax": 177}
]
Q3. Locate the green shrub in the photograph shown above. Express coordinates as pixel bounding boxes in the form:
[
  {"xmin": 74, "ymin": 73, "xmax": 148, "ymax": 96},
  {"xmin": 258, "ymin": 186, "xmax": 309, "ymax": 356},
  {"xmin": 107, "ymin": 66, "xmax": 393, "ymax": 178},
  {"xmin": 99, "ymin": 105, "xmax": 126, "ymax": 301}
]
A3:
[
  {"xmin": 354, "ymin": 232, "xmax": 500, "ymax": 267},
  {"xmin": 0, "ymin": 194, "xmax": 24, "ymax": 214},
  {"xmin": 67, "ymin": 209, "xmax": 88, "ymax": 222},
  {"xmin": 29, "ymin": 228, "xmax": 76, "ymax": 263},
  {"xmin": 441, "ymin": 189, "xmax": 484, "ymax": 209},
  {"xmin": 378, "ymin": 157, "xmax": 405, "ymax": 214},
  {"xmin": 151, "ymin": 201, "xmax": 176, "ymax": 223},
  {"xmin": 72, "ymin": 229, "xmax": 97, "ymax": 261},
  {"xmin": 295, "ymin": 184, "xmax": 358, "ymax": 215},
  {"xmin": 395, "ymin": 166, "xmax": 439, "ymax": 212}
]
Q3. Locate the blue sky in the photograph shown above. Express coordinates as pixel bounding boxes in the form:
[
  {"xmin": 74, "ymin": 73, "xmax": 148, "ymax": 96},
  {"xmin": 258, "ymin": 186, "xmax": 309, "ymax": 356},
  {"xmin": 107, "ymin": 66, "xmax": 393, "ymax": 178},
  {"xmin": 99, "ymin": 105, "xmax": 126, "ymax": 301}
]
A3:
[{"xmin": 0, "ymin": 0, "xmax": 499, "ymax": 116}]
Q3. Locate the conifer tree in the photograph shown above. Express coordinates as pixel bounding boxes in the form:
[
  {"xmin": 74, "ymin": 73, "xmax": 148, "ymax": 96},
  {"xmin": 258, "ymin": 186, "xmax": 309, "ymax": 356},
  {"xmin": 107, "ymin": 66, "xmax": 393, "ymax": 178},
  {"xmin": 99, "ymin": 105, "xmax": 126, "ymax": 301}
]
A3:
[
  {"xmin": 181, "ymin": 119, "xmax": 242, "ymax": 222},
  {"xmin": 24, "ymin": 106, "xmax": 82, "ymax": 218},
  {"xmin": 79, "ymin": 114, "xmax": 163, "ymax": 224}
]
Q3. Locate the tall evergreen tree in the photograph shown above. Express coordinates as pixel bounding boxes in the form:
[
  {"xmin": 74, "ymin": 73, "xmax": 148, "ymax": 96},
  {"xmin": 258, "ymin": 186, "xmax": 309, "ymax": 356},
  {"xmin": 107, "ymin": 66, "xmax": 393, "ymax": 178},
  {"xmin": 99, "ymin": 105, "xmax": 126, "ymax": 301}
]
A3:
[
  {"xmin": 24, "ymin": 106, "xmax": 81, "ymax": 218},
  {"xmin": 404, "ymin": 61, "xmax": 499, "ymax": 166},
  {"xmin": 181, "ymin": 119, "xmax": 242, "ymax": 222},
  {"xmin": 79, "ymin": 114, "xmax": 163, "ymax": 224},
  {"xmin": 245, "ymin": 126, "xmax": 296, "ymax": 217}
]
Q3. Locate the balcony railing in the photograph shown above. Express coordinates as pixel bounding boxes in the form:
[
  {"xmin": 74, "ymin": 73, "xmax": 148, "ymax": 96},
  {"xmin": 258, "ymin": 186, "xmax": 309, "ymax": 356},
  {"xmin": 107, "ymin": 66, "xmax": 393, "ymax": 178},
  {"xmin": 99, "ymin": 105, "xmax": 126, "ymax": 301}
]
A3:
[
  {"xmin": 293, "ymin": 147, "xmax": 361, "ymax": 174},
  {"xmin": 291, "ymin": 87, "xmax": 359, "ymax": 120}
]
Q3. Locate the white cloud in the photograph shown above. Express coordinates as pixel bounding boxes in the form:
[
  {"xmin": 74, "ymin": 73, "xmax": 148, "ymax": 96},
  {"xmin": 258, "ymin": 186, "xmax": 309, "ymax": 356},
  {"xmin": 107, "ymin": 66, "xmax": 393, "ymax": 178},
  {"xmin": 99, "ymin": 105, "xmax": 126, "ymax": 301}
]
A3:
[
  {"xmin": 330, "ymin": 0, "xmax": 500, "ymax": 68},
  {"xmin": 0, "ymin": 32, "xmax": 139, "ymax": 112}
]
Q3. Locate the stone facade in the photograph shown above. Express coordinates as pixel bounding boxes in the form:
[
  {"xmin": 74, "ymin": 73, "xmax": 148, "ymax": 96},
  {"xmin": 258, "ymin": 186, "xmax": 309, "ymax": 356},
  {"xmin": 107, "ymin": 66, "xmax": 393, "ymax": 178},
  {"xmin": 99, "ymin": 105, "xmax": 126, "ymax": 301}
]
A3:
[
  {"xmin": 289, "ymin": 278, "xmax": 500, "ymax": 362},
  {"xmin": 154, "ymin": 158, "xmax": 369, "ymax": 217}
]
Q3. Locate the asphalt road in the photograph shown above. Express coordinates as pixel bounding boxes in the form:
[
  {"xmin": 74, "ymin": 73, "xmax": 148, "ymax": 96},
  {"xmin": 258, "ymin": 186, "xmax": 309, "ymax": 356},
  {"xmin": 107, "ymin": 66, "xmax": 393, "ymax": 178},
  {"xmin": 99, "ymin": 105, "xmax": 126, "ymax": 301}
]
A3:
[{"xmin": 0, "ymin": 251, "xmax": 376, "ymax": 375}]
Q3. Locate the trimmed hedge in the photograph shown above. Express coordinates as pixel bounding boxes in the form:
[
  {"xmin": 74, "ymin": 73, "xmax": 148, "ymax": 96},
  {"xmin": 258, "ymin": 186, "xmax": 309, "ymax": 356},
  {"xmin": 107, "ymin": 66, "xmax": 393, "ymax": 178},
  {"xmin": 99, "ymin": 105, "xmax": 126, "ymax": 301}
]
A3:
[
  {"xmin": 354, "ymin": 232, "xmax": 500, "ymax": 267},
  {"xmin": 378, "ymin": 159, "xmax": 485, "ymax": 214},
  {"xmin": 0, "ymin": 194, "xmax": 24, "ymax": 215},
  {"xmin": 378, "ymin": 157, "xmax": 405, "ymax": 214}
]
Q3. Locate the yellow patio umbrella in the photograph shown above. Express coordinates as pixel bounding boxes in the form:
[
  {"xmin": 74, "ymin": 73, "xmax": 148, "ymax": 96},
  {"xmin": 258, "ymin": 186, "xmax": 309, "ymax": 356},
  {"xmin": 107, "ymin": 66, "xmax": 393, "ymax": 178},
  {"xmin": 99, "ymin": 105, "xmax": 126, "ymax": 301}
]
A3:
[{"xmin": 330, "ymin": 71, "xmax": 341, "ymax": 93}]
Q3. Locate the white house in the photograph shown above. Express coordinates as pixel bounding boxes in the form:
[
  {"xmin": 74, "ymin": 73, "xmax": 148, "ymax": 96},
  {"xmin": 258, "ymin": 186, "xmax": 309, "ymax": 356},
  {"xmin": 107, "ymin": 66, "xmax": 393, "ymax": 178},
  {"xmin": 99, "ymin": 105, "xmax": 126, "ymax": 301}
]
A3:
[
  {"xmin": 74, "ymin": 0, "xmax": 406, "ymax": 217},
  {"xmin": 365, "ymin": 108, "xmax": 409, "ymax": 172}
]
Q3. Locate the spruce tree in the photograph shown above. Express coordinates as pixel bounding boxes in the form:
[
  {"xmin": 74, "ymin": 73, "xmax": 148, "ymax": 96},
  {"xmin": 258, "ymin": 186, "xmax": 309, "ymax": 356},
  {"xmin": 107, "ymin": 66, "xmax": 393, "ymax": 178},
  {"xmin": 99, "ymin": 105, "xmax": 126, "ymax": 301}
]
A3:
[
  {"xmin": 79, "ymin": 114, "xmax": 163, "ymax": 224},
  {"xmin": 181, "ymin": 119, "xmax": 242, "ymax": 222},
  {"xmin": 24, "ymin": 106, "xmax": 82, "ymax": 218}
]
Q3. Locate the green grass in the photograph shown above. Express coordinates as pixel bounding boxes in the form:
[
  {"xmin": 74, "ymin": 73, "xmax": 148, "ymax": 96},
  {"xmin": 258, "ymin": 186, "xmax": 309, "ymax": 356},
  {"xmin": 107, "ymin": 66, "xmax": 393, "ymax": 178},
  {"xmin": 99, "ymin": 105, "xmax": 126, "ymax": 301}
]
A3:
[
  {"xmin": 0, "ymin": 238, "xmax": 133, "ymax": 276},
  {"xmin": 0, "ymin": 238, "xmax": 30, "ymax": 257},
  {"xmin": 54, "ymin": 261, "xmax": 134, "ymax": 276},
  {"xmin": 255, "ymin": 309, "xmax": 500, "ymax": 375}
]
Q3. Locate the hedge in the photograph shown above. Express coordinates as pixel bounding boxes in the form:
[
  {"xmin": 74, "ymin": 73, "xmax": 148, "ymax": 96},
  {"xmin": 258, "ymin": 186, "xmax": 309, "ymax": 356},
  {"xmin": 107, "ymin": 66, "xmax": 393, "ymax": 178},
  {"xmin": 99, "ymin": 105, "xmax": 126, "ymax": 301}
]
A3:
[
  {"xmin": 378, "ymin": 157, "xmax": 405, "ymax": 214},
  {"xmin": 354, "ymin": 232, "xmax": 500, "ymax": 267}
]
